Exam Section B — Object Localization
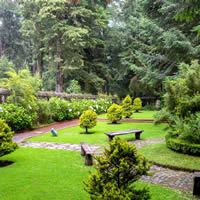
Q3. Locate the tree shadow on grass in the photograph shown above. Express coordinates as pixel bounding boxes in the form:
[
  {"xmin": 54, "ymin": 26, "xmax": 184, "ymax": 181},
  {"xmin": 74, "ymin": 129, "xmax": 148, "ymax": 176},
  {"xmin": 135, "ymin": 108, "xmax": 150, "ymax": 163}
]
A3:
[
  {"xmin": 0, "ymin": 160, "xmax": 14, "ymax": 168},
  {"xmin": 107, "ymin": 122, "xmax": 122, "ymax": 125},
  {"xmin": 80, "ymin": 131, "xmax": 96, "ymax": 134}
]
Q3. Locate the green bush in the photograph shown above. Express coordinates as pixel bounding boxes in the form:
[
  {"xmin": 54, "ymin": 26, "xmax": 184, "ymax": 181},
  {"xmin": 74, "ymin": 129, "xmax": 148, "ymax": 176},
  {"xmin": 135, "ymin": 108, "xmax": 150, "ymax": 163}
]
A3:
[
  {"xmin": 0, "ymin": 104, "xmax": 35, "ymax": 131},
  {"xmin": 133, "ymin": 97, "xmax": 142, "ymax": 112},
  {"xmin": 36, "ymin": 99, "xmax": 52, "ymax": 123},
  {"xmin": 107, "ymin": 103, "xmax": 123, "ymax": 123},
  {"xmin": 0, "ymin": 119, "xmax": 17, "ymax": 157},
  {"xmin": 166, "ymin": 137, "xmax": 200, "ymax": 156},
  {"xmin": 85, "ymin": 138, "xmax": 150, "ymax": 199},
  {"xmin": 80, "ymin": 110, "xmax": 97, "ymax": 133},
  {"xmin": 122, "ymin": 95, "xmax": 133, "ymax": 118},
  {"xmin": 48, "ymin": 97, "xmax": 69, "ymax": 121},
  {"xmin": 66, "ymin": 80, "xmax": 81, "ymax": 94}
]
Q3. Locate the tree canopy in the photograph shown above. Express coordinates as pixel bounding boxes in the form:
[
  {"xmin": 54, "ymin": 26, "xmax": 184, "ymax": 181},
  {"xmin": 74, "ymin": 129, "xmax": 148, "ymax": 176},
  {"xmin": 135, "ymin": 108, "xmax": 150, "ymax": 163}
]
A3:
[{"xmin": 0, "ymin": 0, "xmax": 200, "ymax": 97}]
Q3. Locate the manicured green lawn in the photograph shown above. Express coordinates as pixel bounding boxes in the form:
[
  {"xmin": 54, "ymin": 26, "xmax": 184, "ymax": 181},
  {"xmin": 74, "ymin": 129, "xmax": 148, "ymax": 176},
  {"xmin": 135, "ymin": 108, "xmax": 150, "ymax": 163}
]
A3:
[
  {"xmin": 29, "ymin": 122, "xmax": 166, "ymax": 145},
  {"xmin": 139, "ymin": 143, "xmax": 200, "ymax": 171},
  {"xmin": 98, "ymin": 110, "xmax": 157, "ymax": 119},
  {"xmin": 0, "ymin": 148, "xmax": 191, "ymax": 200}
]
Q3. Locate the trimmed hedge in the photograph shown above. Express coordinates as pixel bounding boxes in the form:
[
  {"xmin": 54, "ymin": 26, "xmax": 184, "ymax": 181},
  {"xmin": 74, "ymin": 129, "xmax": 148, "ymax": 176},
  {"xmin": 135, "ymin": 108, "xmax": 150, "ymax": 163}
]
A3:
[{"xmin": 166, "ymin": 137, "xmax": 200, "ymax": 156}]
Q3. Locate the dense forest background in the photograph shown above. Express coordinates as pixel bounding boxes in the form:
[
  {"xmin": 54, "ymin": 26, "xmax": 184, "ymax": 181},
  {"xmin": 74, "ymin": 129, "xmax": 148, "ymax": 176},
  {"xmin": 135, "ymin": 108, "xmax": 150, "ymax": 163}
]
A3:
[{"xmin": 0, "ymin": 0, "xmax": 199, "ymax": 97}]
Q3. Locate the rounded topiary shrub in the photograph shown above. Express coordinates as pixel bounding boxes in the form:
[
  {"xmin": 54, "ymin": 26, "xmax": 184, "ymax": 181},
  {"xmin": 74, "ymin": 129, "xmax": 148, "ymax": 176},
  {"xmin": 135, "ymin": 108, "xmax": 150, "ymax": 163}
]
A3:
[
  {"xmin": 0, "ymin": 119, "xmax": 17, "ymax": 157},
  {"xmin": 80, "ymin": 110, "xmax": 97, "ymax": 133},
  {"xmin": 133, "ymin": 97, "xmax": 142, "ymax": 112},
  {"xmin": 107, "ymin": 103, "xmax": 123, "ymax": 124},
  {"xmin": 122, "ymin": 95, "xmax": 133, "ymax": 118},
  {"xmin": 85, "ymin": 138, "xmax": 150, "ymax": 199},
  {"xmin": 166, "ymin": 137, "xmax": 200, "ymax": 156},
  {"xmin": 0, "ymin": 104, "xmax": 35, "ymax": 131}
]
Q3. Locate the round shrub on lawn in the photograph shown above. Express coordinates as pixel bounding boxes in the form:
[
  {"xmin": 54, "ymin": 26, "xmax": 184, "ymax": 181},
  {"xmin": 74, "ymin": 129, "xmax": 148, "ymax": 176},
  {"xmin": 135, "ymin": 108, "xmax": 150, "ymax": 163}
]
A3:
[
  {"xmin": 0, "ymin": 119, "xmax": 17, "ymax": 157},
  {"xmin": 0, "ymin": 104, "xmax": 35, "ymax": 131},
  {"xmin": 107, "ymin": 103, "xmax": 123, "ymax": 124},
  {"xmin": 80, "ymin": 110, "xmax": 97, "ymax": 133}
]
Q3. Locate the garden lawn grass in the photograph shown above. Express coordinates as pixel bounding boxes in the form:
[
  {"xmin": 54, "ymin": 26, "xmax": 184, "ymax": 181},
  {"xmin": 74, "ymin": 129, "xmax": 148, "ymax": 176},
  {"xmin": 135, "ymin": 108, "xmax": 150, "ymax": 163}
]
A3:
[
  {"xmin": 0, "ymin": 148, "xmax": 192, "ymax": 200},
  {"xmin": 29, "ymin": 122, "xmax": 166, "ymax": 145},
  {"xmin": 98, "ymin": 110, "xmax": 157, "ymax": 120},
  {"xmin": 139, "ymin": 143, "xmax": 200, "ymax": 171}
]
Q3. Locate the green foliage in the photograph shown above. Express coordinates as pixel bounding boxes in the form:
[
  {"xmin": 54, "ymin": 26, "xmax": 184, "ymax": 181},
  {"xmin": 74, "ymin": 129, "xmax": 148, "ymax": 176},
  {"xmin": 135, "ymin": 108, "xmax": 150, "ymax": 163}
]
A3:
[
  {"xmin": 0, "ymin": 119, "xmax": 17, "ymax": 157},
  {"xmin": 36, "ymin": 99, "xmax": 52, "ymax": 124},
  {"xmin": 36, "ymin": 97, "xmax": 111, "ymax": 123},
  {"xmin": 0, "ymin": 0, "xmax": 24, "ymax": 67},
  {"xmin": 79, "ymin": 110, "xmax": 97, "ymax": 133},
  {"xmin": 48, "ymin": 97, "xmax": 68, "ymax": 122},
  {"xmin": 122, "ymin": 95, "xmax": 133, "ymax": 118},
  {"xmin": 107, "ymin": 103, "xmax": 123, "ymax": 123},
  {"xmin": 133, "ymin": 98, "xmax": 142, "ymax": 112},
  {"xmin": 164, "ymin": 60, "xmax": 200, "ymax": 117},
  {"xmin": 166, "ymin": 137, "xmax": 200, "ymax": 156},
  {"xmin": 0, "ymin": 104, "xmax": 35, "ymax": 131},
  {"xmin": 20, "ymin": 0, "xmax": 110, "ymax": 93},
  {"xmin": 0, "ymin": 69, "xmax": 41, "ymax": 111},
  {"xmin": 85, "ymin": 138, "xmax": 150, "ymax": 200},
  {"xmin": 66, "ymin": 80, "xmax": 81, "ymax": 94},
  {"xmin": 0, "ymin": 57, "xmax": 14, "ymax": 79}
]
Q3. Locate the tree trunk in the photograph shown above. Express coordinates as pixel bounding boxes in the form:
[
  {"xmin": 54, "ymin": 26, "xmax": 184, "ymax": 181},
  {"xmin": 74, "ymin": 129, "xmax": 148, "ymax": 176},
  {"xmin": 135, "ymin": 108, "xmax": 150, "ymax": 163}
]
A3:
[
  {"xmin": 36, "ymin": 51, "xmax": 44, "ymax": 77},
  {"xmin": 56, "ymin": 38, "xmax": 63, "ymax": 92},
  {"xmin": 85, "ymin": 127, "xmax": 88, "ymax": 133}
]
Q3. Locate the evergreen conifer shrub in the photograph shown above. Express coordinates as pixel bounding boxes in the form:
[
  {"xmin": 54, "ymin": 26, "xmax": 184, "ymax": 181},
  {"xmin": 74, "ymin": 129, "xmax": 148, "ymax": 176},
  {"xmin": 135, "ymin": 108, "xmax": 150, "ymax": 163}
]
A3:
[
  {"xmin": 107, "ymin": 104, "xmax": 123, "ymax": 123},
  {"xmin": 122, "ymin": 95, "xmax": 133, "ymax": 118},
  {"xmin": 133, "ymin": 98, "xmax": 142, "ymax": 112},
  {"xmin": 80, "ymin": 110, "xmax": 97, "ymax": 133},
  {"xmin": 85, "ymin": 138, "xmax": 150, "ymax": 200},
  {"xmin": 0, "ymin": 119, "xmax": 17, "ymax": 157}
]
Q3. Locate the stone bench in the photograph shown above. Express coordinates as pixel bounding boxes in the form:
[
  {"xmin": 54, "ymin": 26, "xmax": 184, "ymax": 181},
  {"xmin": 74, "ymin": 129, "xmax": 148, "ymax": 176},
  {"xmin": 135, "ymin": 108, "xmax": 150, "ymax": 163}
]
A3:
[
  {"xmin": 105, "ymin": 129, "xmax": 143, "ymax": 141},
  {"xmin": 80, "ymin": 142, "xmax": 93, "ymax": 166}
]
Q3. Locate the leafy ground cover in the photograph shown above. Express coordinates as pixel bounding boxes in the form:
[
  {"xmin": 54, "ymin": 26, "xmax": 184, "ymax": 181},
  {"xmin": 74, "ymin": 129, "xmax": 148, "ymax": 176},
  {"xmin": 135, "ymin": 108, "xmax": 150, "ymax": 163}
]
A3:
[
  {"xmin": 98, "ymin": 110, "xmax": 157, "ymax": 120},
  {"xmin": 139, "ymin": 143, "xmax": 200, "ymax": 171},
  {"xmin": 0, "ymin": 148, "xmax": 192, "ymax": 200},
  {"xmin": 29, "ymin": 122, "xmax": 166, "ymax": 145}
]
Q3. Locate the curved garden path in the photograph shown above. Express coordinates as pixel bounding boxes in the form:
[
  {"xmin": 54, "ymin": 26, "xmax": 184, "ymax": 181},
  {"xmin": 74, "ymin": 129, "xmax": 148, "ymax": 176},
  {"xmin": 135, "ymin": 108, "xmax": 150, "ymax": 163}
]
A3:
[{"xmin": 14, "ymin": 119, "xmax": 194, "ymax": 193}]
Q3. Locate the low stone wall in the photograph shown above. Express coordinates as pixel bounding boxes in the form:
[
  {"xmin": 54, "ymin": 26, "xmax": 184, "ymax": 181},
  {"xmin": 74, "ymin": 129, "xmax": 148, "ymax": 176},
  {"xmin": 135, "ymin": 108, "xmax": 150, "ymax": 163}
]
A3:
[
  {"xmin": 0, "ymin": 88, "xmax": 10, "ymax": 103},
  {"xmin": 0, "ymin": 88, "xmax": 116, "ymax": 102}
]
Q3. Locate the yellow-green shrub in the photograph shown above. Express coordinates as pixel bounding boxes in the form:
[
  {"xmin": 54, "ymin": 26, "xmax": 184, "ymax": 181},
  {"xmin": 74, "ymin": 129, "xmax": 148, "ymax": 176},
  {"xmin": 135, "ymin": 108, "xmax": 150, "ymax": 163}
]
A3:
[
  {"xmin": 0, "ymin": 119, "xmax": 17, "ymax": 157},
  {"xmin": 122, "ymin": 95, "xmax": 133, "ymax": 118},
  {"xmin": 80, "ymin": 110, "xmax": 97, "ymax": 133},
  {"xmin": 133, "ymin": 97, "xmax": 142, "ymax": 112},
  {"xmin": 107, "ymin": 103, "xmax": 123, "ymax": 123}
]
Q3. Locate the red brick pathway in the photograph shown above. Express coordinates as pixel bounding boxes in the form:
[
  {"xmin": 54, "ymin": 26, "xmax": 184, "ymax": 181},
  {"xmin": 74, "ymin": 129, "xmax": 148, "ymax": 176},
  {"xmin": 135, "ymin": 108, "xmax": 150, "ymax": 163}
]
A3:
[{"xmin": 13, "ymin": 119, "xmax": 79, "ymax": 143}]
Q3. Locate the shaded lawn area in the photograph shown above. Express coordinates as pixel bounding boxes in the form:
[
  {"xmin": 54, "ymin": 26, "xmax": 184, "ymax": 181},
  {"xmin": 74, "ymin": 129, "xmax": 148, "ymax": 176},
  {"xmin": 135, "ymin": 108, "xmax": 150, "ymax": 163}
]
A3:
[
  {"xmin": 98, "ymin": 110, "xmax": 157, "ymax": 120},
  {"xmin": 0, "ymin": 148, "xmax": 191, "ymax": 200},
  {"xmin": 29, "ymin": 122, "xmax": 166, "ymax": 145},
  {"xmin": 139, "ymin": 143, "xmax": 200, "ymax": 171}
]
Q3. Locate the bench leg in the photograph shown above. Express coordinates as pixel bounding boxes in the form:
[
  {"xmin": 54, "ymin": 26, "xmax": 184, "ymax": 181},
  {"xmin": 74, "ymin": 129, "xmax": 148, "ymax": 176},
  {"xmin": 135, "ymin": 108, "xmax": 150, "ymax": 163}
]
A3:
[
  {"xmin": 81, "ymin": 146, "xmax": 85, "ymax": 156},
  {"xmin": 108, "ymin": 135, "xmax": 114, "ymax": 141},
  {"xmin": 85, "ymin": 154, "xmax": 93, "ymax": 166},
  {"xmin": 135, "ymin": 133, "xmax": 141, "ymax": 140}
]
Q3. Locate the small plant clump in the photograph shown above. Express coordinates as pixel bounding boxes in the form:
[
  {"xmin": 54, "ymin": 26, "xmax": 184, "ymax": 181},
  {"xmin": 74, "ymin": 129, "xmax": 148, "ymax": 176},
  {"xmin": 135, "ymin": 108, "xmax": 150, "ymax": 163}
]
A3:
[
  {"xmin": 133, "ymin": 97, "xmax": 142, "ymax": 112},
  {"xmin": 0, "ymin": 119, "xmax": 17, "ymax": 157},
  {"xmin": 107, "ymin": 103, "xmax": 123, "ymax": 123},
  {"xmin": 122, "ymin": 95, "xmax": 133, "ymax": 118},
  {"xmin": 80, "ymin": 110, "xmax": 97, "ymax": 133},
  {"xmin": 85, "ymin": 138, "xmax": 150, "ymax": 200}
]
